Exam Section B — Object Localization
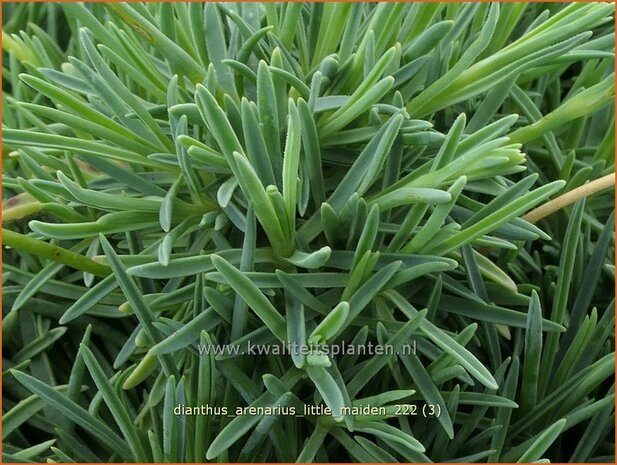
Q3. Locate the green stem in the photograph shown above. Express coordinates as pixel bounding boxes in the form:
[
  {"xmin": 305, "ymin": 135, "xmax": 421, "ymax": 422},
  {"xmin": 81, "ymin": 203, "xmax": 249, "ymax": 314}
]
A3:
[
  {"xmin": 510, "ymin": 75, "xmax": 615, "ymax": 145},
  {"xmin": 3, "ymin": 201, "xmax": 43, "ymax": 223},
  {"xmin": 2, "ymin": 229, "xmax": 111, "ymax": 277}
]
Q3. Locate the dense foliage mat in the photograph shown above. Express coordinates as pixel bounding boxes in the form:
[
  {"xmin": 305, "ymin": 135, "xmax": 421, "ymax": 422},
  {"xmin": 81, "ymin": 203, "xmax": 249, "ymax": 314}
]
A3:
[{"xmin": 2, "ymin": 2, "xmax": 615, "ymax": 463}]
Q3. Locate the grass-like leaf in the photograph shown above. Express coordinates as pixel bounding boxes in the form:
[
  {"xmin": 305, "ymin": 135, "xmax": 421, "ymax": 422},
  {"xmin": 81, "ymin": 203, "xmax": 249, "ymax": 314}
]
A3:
[{"xmin": 3, "ymin": 3, "xmax": 613, "ymax": 463}]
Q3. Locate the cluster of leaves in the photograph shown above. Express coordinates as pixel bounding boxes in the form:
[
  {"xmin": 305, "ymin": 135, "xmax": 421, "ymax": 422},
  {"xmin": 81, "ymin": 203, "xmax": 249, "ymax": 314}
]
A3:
[{"xmin": 2, "ymin": 2, "xmax": 615, "ymax": 463}]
